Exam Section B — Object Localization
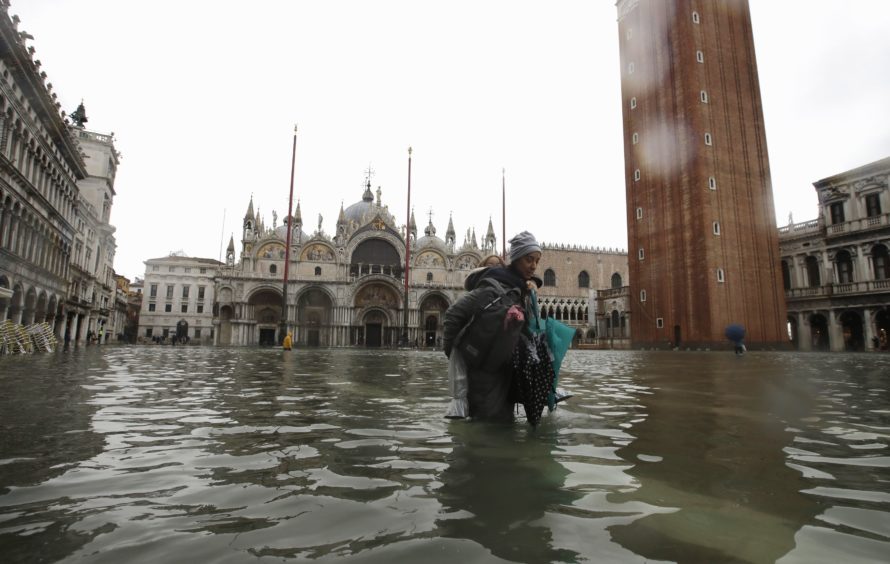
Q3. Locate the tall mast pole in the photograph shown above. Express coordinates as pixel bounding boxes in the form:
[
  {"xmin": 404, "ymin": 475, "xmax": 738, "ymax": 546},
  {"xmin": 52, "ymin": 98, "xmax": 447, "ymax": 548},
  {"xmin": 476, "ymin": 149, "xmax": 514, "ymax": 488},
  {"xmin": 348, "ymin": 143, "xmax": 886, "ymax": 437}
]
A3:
[
  {"xmin": 402, "ymin": 147, "xmax": 413, "ymax": 345},
  {"xmin": 502, "ymin": 167, "xmax": 506, "ymax": 260},
  {"xmin": 279, "ymin": 125, "xmax": 298, "ymax": 345}
]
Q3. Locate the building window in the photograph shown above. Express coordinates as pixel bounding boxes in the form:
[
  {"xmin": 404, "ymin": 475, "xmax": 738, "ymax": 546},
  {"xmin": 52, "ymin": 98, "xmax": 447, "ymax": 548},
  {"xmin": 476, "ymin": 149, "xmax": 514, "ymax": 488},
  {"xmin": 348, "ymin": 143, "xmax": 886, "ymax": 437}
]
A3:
[
  {"xmin": 634, "ymin": 169, "xmax": 641, "ymax": 181},
  {"xmin": 543, "ymin": 269, "xmax": 556, "ymax": 287},
  {"xmin": 830, "ymin": 202, "xmax": 845, "ymax": 224},
  {"xmin": 184, "ymin": 267, "xmax": 191, "ymax": 273},
  {"xmin": 656, "ymin": 317, "xmax": 664, "ymax": 328},
  {"xmin": 315, "ymin": 266, "xmax": 322, "ymax": 276},
  {"xmin": 632, "ymin": 132, "xmax": 639, "ymax": 145},
  {"xmin": 181, "ymin": 304, "xmax": 188, "ymax": 313},
  {"xmin": 717, "ymin": 268, "xmax": 725, "ymax": 283},
  {"xmin": 182, "ymin": 286, "xmax": 190, "ymax": 299},
  {"xmin": 426, "ymin": 272, "xmax": 433, "ymax": 283},
  {"xmin": 148, "ymin": 303, "xmax": 156, "ymax": 312},
  {"xmin": 270, "ymin": 264, "xmax": 277, "ymax": 274},
  {"xmin": 692, "ymin": 11, "xmax": 700, "ymax": 23},
  {"xmin": 640, "ymin": 289, "xmax": 647, "ymax": 302},
  {"xmin": 806, "ymin": 256, "xmax": 821, "ymax": 287},
  {"xmin": 578, "ymin": 271, "xmax": 590, "ymax": 288},
  {"xmin": 781, "ymin": 260, "xmax": 791, "ymax": 290},
  {"xmin": 700, "ymin": 90, "xmax": 709, "ymax": 103},
  {"xmin": 636, "ymin": 207, "xmax": 643, "ymax": 219},
  {"xmin": 152, "ymin": 265, "xmax": 159, "ymax": 272},
  {"xmin": 708, "ymin": 176, "xmax": 717, "ymax": 190},
  {"xmin": 166, "ymin": 285, "xmax": 174, "ymax": 299},
  {"xmin": 197, "ymin": 304, "xmax": 204, "ymax": 314},
  {"xmin": 164, "ymin": 303, "xmax": 172, "ymax": 312},
  {"xmin": 194, "ymin": 328, "xmax": 202, "ymax": 339},
  {"xmin": 638, "ymin": 248, "xmax": 645, "ymax": 260},
  {"xmin": 612, "ymin": 272, "xmax": 623, "ymax": 289},
  {"xmin": 200, "ymin": 268, "xmax": 207, "ymax": 274},
  {"xmin": 628, "ymin": 62, "xmax": 635, "ymax": 74},
  {"xmin": 836, "ymin": 250, "xmax": 854, "ymax": 283},
  {"xmin": 168, "ymin": 266, "xmax": 175, "ymax": 272},
  {"xmin": 865, "ymin": 193, "xmax": 882, "ymax": 217},
  {"xmin": 630, "ymin": 97, "xmax": 637, "ymax": 109},
  {"xmin": 696, "ymin": 50, "xmax": 704, "ymax": 63},
  {"xmin": 198, "ymin": 286, "xmax": 205, "ymax": 300},
  {"xmin": 146, "ymin": 328, "xmax": 153, "ymax": 338},
  {"xmin": 713, "ymin": 221, "xmax": 721, "ymax": 235},
  {"xmin": 704, "ymin": 132, "xmax": 713, "ymax": 146},
  {"xmin": 873, "ymin": 244, "xmax": 889, "ymax": 279},
  {"xmin": 150, "ymin": 284, "xmax": 158, "ymax": 298}
]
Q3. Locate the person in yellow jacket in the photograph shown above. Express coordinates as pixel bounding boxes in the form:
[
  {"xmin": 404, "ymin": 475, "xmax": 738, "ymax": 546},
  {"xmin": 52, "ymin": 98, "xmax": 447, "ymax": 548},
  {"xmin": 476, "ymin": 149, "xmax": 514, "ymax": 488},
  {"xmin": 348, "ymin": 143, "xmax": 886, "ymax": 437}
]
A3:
[{"xmin": 283, "ymin": 332, "xmax": 293, "ymax": 350}]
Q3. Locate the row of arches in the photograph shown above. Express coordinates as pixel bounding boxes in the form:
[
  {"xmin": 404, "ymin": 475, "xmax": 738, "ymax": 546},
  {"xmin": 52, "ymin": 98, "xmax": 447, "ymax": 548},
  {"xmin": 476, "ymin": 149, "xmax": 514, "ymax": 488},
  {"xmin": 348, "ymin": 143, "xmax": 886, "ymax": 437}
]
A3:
[
  {"xmin": 0, "ymin": 194, "xmax": 72, "ymax": 281},
  {"xmin": 783, "ymin": 244, "xmax": 890, "ymax": 289},
  {"xmin": 0, "ymin": 275, "xmax": 64, "ymax": 327},
  {"xmin": 787, "ymin": 309, "xmax": 890, "ymax": 351},
  {"xmin": 0, "ymin": 93, "xmax": 81, "ymax": 224}
]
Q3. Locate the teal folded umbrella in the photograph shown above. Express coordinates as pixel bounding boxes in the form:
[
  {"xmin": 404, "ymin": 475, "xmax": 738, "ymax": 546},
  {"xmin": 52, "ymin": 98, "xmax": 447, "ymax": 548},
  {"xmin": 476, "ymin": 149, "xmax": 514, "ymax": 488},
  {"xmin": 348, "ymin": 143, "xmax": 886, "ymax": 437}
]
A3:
[{"xmin": 530, "ymin": 292, "xmax": 575, "ymax": 409}]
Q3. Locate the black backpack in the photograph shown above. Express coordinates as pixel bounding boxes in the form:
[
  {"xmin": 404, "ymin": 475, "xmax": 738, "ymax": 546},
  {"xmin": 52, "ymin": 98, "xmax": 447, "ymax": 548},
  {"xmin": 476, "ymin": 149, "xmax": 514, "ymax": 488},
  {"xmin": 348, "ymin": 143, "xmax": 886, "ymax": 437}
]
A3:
[{"xmin": 455, "ymin": 278, "xmax": 523, "ymax": 370}]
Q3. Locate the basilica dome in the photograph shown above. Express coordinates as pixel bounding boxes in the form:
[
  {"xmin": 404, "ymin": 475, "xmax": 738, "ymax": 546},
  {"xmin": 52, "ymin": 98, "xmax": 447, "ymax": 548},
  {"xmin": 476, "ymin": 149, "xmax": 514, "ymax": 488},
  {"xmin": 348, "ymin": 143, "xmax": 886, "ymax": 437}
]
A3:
[
  {"xmin": 344, "ymin": 184, "xmax": 397, "ymax": 227},
  {"xmin": 275, "ymin": 223, "xmax": 308, "ymax": 243},
  {"xmin": 414, "ymin": 219, "xmax": 447, "ymax": 253}
]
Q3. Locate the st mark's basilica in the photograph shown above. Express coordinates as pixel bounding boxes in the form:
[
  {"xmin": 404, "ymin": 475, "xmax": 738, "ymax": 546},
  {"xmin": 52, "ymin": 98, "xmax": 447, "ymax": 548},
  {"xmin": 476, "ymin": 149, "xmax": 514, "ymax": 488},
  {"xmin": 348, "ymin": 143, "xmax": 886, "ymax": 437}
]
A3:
[{"xmin": 213, "ymin": 175, "xmax": 629, "ymax": 348}]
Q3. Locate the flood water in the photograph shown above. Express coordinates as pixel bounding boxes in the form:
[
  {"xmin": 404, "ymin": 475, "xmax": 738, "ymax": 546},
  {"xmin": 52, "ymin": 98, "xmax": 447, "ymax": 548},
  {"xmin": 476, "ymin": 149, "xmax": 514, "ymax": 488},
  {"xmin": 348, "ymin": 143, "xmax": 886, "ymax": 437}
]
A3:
[{"xmin": 1, "ymin": 347, "xmax": 888, "ymax": 563}]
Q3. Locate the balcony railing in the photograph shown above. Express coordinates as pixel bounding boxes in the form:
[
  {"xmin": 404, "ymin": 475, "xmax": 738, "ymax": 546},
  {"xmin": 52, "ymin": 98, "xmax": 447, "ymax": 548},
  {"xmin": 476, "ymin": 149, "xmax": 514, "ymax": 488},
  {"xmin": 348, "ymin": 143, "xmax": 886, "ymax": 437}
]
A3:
[
  {"xmin": 786, "ymin": 278, "xmax": 890, "ymax": 300},
  {"xmin": 596, "ymin": 287, "xmax": 629, "ymax": 299},
  {"xmin": 778, "ymin": 219, "xmax": 821, "ymax": 238},
  {"xmin": 826, "ymin": 212, "xmax": 890, "ymax": 238}
]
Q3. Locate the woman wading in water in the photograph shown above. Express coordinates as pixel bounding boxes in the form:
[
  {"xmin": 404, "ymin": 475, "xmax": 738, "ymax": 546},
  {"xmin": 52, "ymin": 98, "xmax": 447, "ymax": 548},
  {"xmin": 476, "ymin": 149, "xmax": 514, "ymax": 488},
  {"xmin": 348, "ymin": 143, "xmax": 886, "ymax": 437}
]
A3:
[{"xmin": 443, "ymin": 231, "xmax": 542, "ymax": 421}]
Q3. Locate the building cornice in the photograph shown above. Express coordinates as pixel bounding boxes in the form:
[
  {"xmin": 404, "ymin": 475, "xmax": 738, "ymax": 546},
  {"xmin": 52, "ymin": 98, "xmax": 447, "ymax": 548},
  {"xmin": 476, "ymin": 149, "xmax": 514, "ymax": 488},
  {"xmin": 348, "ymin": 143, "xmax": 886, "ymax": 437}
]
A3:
[{"xmin": 0, "ymin": 5, "xmax": 88, "ymax": 179}]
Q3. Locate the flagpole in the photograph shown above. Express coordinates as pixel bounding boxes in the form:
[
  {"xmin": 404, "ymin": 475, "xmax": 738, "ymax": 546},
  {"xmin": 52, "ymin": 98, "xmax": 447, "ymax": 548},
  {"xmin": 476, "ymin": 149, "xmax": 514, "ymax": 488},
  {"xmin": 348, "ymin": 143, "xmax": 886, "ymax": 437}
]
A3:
[
  {"xmin": 279, "ymin": 124, "xmax": 298, "ymax": 345},
  {"xmin": 501, "ymin": 167, "xmax": 506, "ymax": 260},
  {"xmin": 402, "ymin": 147, "xmax": 413, "ymax": 345}
]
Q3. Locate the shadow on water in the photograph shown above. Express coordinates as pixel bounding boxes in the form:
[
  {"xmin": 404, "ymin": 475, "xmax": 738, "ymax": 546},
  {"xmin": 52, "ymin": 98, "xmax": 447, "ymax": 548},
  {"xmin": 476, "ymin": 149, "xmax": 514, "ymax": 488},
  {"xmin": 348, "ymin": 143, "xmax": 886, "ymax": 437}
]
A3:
[
  {"xmin": 605, "ymin": 353, "xmax": 820, "ymax": 562},
  {"xmin": 437, "ymin": 421, "xmax": 580, "ymax": 563}
]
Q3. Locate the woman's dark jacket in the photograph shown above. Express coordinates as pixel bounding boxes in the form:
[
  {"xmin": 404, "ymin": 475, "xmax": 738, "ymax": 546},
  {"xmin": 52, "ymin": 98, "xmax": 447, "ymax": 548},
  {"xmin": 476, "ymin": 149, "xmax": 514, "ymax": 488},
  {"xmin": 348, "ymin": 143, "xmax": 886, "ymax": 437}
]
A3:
[{"xmin": 443, "ymin": 266, "xmax": 537, "ymax": 421}]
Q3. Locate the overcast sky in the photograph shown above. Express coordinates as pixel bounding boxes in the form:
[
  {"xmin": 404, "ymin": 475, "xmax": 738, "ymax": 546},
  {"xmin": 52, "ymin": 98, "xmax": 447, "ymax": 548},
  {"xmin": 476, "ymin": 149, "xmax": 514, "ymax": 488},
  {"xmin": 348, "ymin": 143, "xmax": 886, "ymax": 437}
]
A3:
[{"xmin": 12, "ymin": 1, "xmax": 890, "ymax": 281}]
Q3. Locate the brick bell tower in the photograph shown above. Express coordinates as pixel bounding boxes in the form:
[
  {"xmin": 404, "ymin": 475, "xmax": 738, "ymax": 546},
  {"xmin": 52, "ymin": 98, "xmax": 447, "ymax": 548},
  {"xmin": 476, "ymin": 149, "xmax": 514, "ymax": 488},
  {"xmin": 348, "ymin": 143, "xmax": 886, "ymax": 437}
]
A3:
[{"xmin": 616, "ymin": 0, "xmax": 787, "ymax": 348}]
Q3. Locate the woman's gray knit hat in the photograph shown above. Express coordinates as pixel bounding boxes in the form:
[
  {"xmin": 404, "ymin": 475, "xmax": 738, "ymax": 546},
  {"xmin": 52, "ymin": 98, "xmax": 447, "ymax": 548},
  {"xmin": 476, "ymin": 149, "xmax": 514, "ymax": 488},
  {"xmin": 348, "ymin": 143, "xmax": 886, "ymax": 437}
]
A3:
[{"xmin": 508, "ymin": 231, "xmax": 542, "ymax": 263}]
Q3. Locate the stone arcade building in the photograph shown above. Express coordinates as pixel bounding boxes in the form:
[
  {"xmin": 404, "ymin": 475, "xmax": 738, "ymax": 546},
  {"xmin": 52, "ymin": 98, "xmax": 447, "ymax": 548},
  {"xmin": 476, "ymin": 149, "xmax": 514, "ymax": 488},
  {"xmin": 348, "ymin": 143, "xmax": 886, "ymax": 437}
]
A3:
[
  {"xmin": 779, "ymin": 157, "xmax": 890, "ymax": 352},
  {"xmin": 211, "ymin": 180, "xmax": 628, "ymax": 347}
]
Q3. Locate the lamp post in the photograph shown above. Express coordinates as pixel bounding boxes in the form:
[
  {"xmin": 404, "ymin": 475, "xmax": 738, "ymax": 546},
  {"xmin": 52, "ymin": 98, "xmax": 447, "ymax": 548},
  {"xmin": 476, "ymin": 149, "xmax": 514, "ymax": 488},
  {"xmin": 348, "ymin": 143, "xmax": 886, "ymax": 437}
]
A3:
[
  {"xmin": 402, "ymin": 147, "xmax": 412, "ymax": 346},
  {"xmin": 278, "ymin": 125, "xmax": 298, "ymax": 345}
]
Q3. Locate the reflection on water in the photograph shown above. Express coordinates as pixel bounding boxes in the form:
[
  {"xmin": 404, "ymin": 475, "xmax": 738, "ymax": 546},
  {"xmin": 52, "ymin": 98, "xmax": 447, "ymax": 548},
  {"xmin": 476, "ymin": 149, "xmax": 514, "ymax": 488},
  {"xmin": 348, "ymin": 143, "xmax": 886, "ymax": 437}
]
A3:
[{"xmin": 0, "ymin": 348, "xmax": 888, "ymax": 563}]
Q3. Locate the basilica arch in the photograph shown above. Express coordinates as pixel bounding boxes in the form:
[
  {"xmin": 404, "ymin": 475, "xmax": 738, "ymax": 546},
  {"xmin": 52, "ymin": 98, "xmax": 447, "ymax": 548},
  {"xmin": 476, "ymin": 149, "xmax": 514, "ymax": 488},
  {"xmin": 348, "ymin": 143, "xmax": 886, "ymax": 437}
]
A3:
[
  {"xmin": 247, "ymin": 287, "xmax": 283, "ymax": 346},
  {"xmin": 418, "ymin": 291, "xmax": 450, "ymax": 347},
  {"xmin": 295, "ymin": 286, "xmax": 335, "ymax": 347},
  {"xmin": 351, "ymin": 280, "xmax": 401, "ymax": 347}
]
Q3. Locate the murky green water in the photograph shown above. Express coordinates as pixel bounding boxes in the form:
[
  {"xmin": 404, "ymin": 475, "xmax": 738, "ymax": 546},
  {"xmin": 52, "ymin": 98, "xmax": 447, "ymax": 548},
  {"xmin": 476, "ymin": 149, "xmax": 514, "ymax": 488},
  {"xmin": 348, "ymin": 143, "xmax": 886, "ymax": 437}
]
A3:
[{"xmin": 0, "ymin": 348, "xmax": 888, "ymax": 563}]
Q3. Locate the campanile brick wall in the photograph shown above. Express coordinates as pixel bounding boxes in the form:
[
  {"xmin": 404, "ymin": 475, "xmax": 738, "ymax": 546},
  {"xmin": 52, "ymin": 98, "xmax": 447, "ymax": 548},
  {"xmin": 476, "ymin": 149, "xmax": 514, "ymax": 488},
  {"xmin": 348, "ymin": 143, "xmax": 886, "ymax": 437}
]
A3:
[{"xmin": 616, "ymin": 0, "xmax": 787, "ymax": 348}]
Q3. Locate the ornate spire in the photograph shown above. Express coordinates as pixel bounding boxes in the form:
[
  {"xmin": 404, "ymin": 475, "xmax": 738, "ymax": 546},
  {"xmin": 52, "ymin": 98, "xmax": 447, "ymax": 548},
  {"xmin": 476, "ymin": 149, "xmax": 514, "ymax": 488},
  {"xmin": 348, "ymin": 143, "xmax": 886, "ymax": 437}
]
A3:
[
  {"xmin": 445, "ymin": 213, "xmax": 456, "ymax": 250},
  {"xmin": 294, "ymin": 200, "xmax": 302, "ymax": 226},
  {"xmin": 338, "ymin": 201, "xmax": 346, "ymax": 224},
  {"xmin": 227, "ymin": 235, "xmax": 235, "ymax": 251},
  {"xmin": 244, "ymin": 195, "xmax": 254, "ymax": 221}
]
